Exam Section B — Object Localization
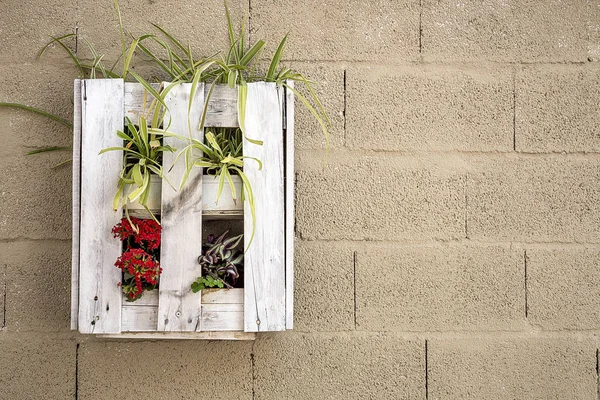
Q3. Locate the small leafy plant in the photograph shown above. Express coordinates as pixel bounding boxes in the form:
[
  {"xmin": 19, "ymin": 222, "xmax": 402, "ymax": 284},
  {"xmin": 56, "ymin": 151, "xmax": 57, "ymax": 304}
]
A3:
[
  {"xmin": 191, "ymin": 231, "xmax": 243, "ymax": 292},
  {"xmin": 112, "ymin": 217, "xmax": 162, "ymax": 301},
  {"xmin": 100, "ymin": 116, "xmax": 176, "ymax": 223}
]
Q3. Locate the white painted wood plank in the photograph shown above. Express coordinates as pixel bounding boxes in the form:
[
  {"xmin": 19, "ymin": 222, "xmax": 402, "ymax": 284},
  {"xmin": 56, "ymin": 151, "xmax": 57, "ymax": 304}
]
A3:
[
  {"xmin": 101, "ymin": 331, "xmax": 256, "ymax": 340},
  {"xmin": 71, "ymin": 79, "xmax": 82, "ymax": 331},
  {"xmin": 78, "ymin": 79, "xmax": 124, "ymax": 334},
  {"xmin": 284, "ymin": 81, "xmax": 295, "ymax": 330},
  {"xmin": 202, "ymin": 288, "xmax": 244, "ymax": 304},
  {"xmin": 243, "ymin": 82, "xmax": 286, "ymax": 332},
  {"xmin": 202, "ymin": 175, "xmax": 243, "ymax": 212},
  {"xmin": 202, "ymin": 303, "xmax": 243, "ymax": 312},
  {"xmin": 157, "ymin": 83, "xmax": 204, "ymax": 332},
  {"xmin": 123, "ymin": 83, "xmax": 237, "ymax": 127},
  {"xmin": 204, "ymin": 85, "xmax": 238, "ymax": 127},
  {"xmin": 199, "ymin": 311, "xmax": 243, "ymax": 331},
  {"xmin": 124, "ymin": 82, "xmax": 161, "ymax": 124},
  {"xmin": 122, "ymin": 305, "xmax": 157, "ymax": 331}
]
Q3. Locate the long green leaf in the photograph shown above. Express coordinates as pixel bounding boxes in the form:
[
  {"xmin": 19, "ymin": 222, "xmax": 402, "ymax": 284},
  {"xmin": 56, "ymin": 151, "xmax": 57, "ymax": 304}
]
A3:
[
  {"xmin": 267, "ymin": 34, "xmax": 288, "ymax": 81},
  {"xmin": 0, "ymin": 103, "xmax": 72, "ymax": 128},
  {"xmin": 38, "ymin": 35, "xmax": 85, "ymax": 77}
]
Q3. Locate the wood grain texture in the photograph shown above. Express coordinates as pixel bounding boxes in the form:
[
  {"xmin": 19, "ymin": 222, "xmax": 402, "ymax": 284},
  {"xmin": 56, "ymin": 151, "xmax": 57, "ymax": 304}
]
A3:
[
  {"xmin": 157, "ymin": 83, "xmax": 204, "ymax": 332},
  {"xmin": 78, "ymin": 79, "xmax": 124, "ymax": 334},
  {"xmin": 121, "ymin": 289, "xmax": 243, "ymax": 332},
  {"xmin": 243, "ymin": 82, "xmax": 286, "ymax": 332},
  {"xmin": 71, "ymin": 79, "xmax": 82, "ymax": 331},
  {"xmin": 284, "ymin": 82, "xmax": 295, "ymax": 330},
  {"xmin": 100, "ymin": 331, "xmax": 255, "ymax": 340},
  {"xmin": 123, "ymin": 83, "xmax": 237, "ymax": 127}
]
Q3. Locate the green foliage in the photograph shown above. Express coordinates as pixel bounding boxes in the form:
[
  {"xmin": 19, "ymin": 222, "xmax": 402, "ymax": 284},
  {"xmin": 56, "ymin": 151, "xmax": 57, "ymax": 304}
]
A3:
[
  {"xmin": 191, "ymin": 231, "xmax": 244, "ymax": 292},
  {"xmin": 191, "ymin": 275, "xmax": 224, "ymax": 293},
  {"xmin": 99, "ymin": 116, "xmax": 176, "ymax": 222}
]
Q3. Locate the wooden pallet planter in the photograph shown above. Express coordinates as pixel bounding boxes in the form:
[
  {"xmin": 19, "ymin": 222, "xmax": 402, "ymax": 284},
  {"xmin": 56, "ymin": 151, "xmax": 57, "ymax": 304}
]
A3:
[{"xmin": 71, "ymin": 79, "xmax": 294, "ymax": 339}]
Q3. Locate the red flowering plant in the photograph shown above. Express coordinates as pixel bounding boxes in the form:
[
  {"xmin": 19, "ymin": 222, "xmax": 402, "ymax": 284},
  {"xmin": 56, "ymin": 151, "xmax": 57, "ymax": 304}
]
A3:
[{"xmin": 112, "ymin": 217, "xmax": 162, "ymax": 301}]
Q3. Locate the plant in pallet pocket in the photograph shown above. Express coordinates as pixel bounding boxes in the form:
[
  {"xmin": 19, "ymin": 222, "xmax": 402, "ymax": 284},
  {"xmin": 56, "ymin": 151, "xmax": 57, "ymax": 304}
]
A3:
[
  {"xmin": 112, "ymin": 217, "xmax": 162, "ymax": 301},
  {"xmin": 100, "ymin": 116, "xmax": 176, "ymax": 223},
  {"xmin": 191, "ymin": 231, "xmax": 244, "ymax": 292},
  {"xmin": 162, "ymin": 126, "xmax": 261, "ymax": 246}
]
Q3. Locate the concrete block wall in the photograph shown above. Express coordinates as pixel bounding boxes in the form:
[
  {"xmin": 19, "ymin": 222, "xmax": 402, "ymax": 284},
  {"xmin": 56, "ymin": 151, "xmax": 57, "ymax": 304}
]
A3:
[{"xmin": 1, "ymin": 1, "xmax": 599, "ymax": 398}]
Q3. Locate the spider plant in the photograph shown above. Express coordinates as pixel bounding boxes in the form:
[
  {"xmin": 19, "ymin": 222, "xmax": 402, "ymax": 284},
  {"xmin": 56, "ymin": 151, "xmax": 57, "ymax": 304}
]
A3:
[
  {"xmin": 100, "ymin": 116, "xmax": 176, "ymax": 224},
  {"xmin": 155, "ymin": 127, "xmax": 261, "ymax": 248}
]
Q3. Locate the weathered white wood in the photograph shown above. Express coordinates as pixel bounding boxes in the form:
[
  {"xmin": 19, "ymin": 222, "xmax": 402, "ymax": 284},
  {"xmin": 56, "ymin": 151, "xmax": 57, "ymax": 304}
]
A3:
[
  {"xmin": 243, "ymin": 82, "xmax": 286, "ymax": 332},
  {"xmin": 121, "ymin": 289, "xmax": 244, "ymax": 332},
  {"xmin": 284, "ymin": 82, "xmax": 295, "ymax": 330},
  {"xmin": 202, "ymin": 288, "xmax": 244, "ymax": 304},
  {"xmin": 128, "ymin": 175, "xmax": 243, "ymax": 215},
  {"xmin": 71, "ymin": 79, "xmax": 82, "ymax": 331},
  {"xmin": 124, "ymin": 82, "xmax": 161, "ymax": 123},
  {"xmin": 126, "ymin": 175, "xmax": 162, "ymax": 212},
  {"xmin": 202, "ymin": 175, "xmax": 243, "ymax": 212},
  {"xmin": 122, "ymin": 305, "xmax": 157, "ymax": 331},
  {"xmin": 199, "ymin": 310, "xmax": 243, "ymax": 331},
  {"xmin": 78, "ymin": 79, "xmax": 124, "ymax": 334},
  {"xmin": 157, "ymin": 83, "xmax": 204, "ymax": 332},
  {"xmin": 205, "ymin": 85, "xmax": 238, "ymax": 127},
  {"xmin": 123, "ymin": 83, "xmax": 237, "ymax": 127},
  {"xmin": 101, "ymin": 331, "xmax": 256, "ymax": 340}
]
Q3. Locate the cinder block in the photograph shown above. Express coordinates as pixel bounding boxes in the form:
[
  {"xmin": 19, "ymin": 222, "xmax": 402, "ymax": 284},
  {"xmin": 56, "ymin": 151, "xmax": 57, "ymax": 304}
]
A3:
[
  {"xmin": 516, "ymin": 66, "xmax": 600, "ymax": 152},
  {"xmin": 0, "ymin": 153, "xmax": 71, "ymax": 240},
  {"xmin": 294, "ymin": 241, "xmax": 354, "ymax": 331},
  {"xmin": 527, "ymin": 248, "xmax": 600, "ymax": 330},
  {"xmin": 254, "ymin": 332, "xmax": 425, "ymax": 399},
  {"xmin": 588, "ymin": 1, "xmax": 600, "ymax": 61},
  {"xmin": 0, "ymin": 1, "xmax": 76, "ymax": 63},
  {"xmin": 292, "ymin": 64, "xmax": 345, "ymax": 150},
  {"xmin": 0, "ymin": 63, "xmax": 77, "ymax": 151},
  {"xmin": 467, "ymin": 157, "xmax": 600, "ymax": 243},
  {"xmin": 0, "ymin": 336, "xmax": 75, "ymax": 399},
  {"xmin": 79, "ymin": 340, "xmax": 253, "ymax": 400},
  {"xmin": 422, "ymin": 0, "xmax": 587, "ymax": 62},
  {"xmin": 252, "ymin": 0, "xmax": 420, "ymax": 62},
  {"xmin": 77, "ymin": 0, "xmax": 248, "ymax": 63},
  {"xmin": 347, "ymin": 66, "xmax": 513, "ymax": 152},
  {"xmin": 296, "ymin": 153, "xmax": 466, "ymax": 241},
  {"xmin": 2, "ymin": 241, "xmax": 71, "ymax": 331},
  {"xmin": 428, "ymin": 337, "xmax": 596, "ymax": 399},
  {"xmin": 356, "ymin": 245, "xmax": 525, "ymax": 331}
]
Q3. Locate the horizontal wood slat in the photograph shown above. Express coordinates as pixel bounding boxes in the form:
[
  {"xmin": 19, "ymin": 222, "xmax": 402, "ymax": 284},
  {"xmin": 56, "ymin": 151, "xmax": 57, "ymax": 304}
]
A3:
[{"xmin": 124, "ymin": 82, "xmax": 238, "ymax": 127}]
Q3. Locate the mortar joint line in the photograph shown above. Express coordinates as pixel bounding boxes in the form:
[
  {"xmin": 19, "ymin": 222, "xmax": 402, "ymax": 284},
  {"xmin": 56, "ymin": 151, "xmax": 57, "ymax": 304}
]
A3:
[
  {"xmin": 343, "ymin": 69, "xmax": 347, "ymax": 146},
  {"xmin": 524, "ymin": 250, "xmax": 528, "ymax": 319},
  {"xmin": 75, "ymin": 343, "xmax": 80, "ymax": 400},
  {"xmin": 418, "ymin": 0, "xmax": 423, "ymax": 56},
  {"xmin": 596, "ymin": 349, "xmax": 600, "ymax": 400},
  {"xmin": 248, "ymin": 0, "xmax": 252, "ymax": 44},
  {"xmin": 353, "ymin": 251, "xmax": 357, "ymax": 330},
  {"xmin": 74, "ymin": 22, "xmax": 79, "ymax": 55},
  {"xmin": 425, "ymin": 339, "xmax": 429, "ymax": 400},
  {"xmin": 251, "ymin": 341, "xmax": 256, "ymax": 400}
]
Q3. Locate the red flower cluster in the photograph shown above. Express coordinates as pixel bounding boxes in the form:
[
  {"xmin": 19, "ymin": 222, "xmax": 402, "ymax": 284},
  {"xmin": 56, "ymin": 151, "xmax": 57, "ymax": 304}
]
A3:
[
  {"xmin": 115, "ymin": 248, "xmax": 162, "ymax": 300},
  {"xmin": 112, "ymin": 217, "xmax": 162, "ymax": 301},
  {"xmin": 112, "ymin": 217, "xmax": 161, "ymax": 251}
]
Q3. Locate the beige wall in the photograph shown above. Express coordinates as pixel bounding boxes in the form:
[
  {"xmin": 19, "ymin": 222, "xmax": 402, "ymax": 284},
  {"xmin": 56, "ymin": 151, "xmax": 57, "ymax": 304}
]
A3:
[{"xmin": 1, "ymin": 0, "xmax": 599, "ymax": 398}]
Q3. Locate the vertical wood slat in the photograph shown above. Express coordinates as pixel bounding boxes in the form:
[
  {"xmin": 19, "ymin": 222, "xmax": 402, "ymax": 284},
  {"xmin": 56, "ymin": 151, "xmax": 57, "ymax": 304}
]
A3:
[
  {"xmin": 284, "ymin": 82, "xmax": 295, "ymax": 330},
  {"xmin": 78, "ymin": 79, "xmax": 124, "ymax": 334},
  {"xmin": 158, "ymin": 83, "xmax": 204, "ymax": 332},
  {"xmin": 243, "ymin": 82, "xmax": 286, "ymax": 332},
  {"xmin": 70, "ymin": 79, "xmax": 82, "ymax": 331}
]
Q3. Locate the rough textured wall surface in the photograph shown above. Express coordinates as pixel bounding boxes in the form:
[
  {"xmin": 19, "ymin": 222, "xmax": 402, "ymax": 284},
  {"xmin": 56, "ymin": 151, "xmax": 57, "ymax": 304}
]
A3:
[{"xmin": 1, "ymin": 0, "xmax": 599, "ymax": 399}]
